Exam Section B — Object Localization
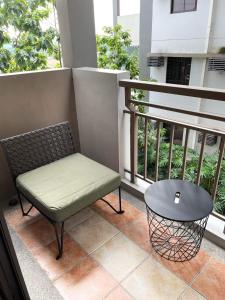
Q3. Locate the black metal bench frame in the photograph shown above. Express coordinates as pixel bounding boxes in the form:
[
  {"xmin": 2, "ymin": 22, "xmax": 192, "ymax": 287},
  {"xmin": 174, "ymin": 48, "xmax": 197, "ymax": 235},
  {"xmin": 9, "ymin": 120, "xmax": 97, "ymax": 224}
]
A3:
[{"xmin": 1, "ymin": 122, "xmax": 124, "ymax": 259}]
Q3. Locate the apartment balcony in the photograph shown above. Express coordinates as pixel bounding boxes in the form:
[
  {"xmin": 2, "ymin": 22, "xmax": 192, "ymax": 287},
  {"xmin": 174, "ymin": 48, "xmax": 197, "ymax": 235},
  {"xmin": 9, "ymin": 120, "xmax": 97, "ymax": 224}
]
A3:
[{"xmin": 0, "ymin": 67, "xmax": 225, "ymax": 299}]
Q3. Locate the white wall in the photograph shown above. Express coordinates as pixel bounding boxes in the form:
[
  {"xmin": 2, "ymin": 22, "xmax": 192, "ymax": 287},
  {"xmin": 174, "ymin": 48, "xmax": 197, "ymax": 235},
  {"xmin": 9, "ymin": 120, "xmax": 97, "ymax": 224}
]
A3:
[
  {"xmin": 209, "ymin": 0, "xmax": 225, "ymax": 53},
  {"xmin": 73, "ymin": 68, "xmax": 130, "ymax": 175},
  {"xmin": 118, "ymin": 14, "xmax": 140, "ymax": 46},
  {"xmin": 151, "ymin": 0, "xmax": 211, "ymax": 53},
  {"xmin": 146, "ymin": 0, "xmax": 225, "ymax": 146},
  {"xmin": 198, "ymin": 67, "xmax": 225, "ymax": 131},
  {"xmin": 151, "ymin": 0, "xmax": 225, "ymax": 54},
  {"xmin": 149, "ymin": 58, "xmax": 202, "ymax": 124}
]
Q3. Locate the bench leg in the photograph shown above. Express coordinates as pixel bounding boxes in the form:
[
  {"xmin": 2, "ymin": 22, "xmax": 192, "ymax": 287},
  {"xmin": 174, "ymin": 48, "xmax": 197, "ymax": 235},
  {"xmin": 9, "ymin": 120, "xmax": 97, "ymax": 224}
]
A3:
[
  {"xmin": 17, "ymin": 190, "xmax": 34, "ymax": 216},
  {"xmin": 53, "ymin": 222, "xmax": 64, "ymax": 260},
  {"xmin": 100, "ymin": 186, "xmax": 124, "ymax": 214}
]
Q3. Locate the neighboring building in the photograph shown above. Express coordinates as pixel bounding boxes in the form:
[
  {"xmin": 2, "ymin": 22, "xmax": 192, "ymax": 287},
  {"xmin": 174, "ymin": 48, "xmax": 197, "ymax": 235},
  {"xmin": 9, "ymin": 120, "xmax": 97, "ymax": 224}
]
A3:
[
  {"xmin": 113, "ymin": 0, "xmax": 225, "ymax": 150},
  {"xmin": 114, "ymin": 0, "xmax": 153, "ymax": 88},
  {"xmin": 148, "ymin": 0, "xmax": 225, "ymax": 149},
  {"xmin": 117, "ymin": 14, "xmax": 140, "ymax": 47}
]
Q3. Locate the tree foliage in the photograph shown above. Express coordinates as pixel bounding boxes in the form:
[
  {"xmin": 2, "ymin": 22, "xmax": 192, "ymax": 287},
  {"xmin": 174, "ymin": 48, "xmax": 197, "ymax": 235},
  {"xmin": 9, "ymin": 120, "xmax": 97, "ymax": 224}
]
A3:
[
  {"xmin": 96, "ymin": 24, "xmax": 150, "ymax": 103},
  {"xmin": 96, "ymin": 24, "xmax": 139, "ymax": 79},
  {"xmin": 0, "ymin": 0, "xmax": 60, "ymax": 73}
]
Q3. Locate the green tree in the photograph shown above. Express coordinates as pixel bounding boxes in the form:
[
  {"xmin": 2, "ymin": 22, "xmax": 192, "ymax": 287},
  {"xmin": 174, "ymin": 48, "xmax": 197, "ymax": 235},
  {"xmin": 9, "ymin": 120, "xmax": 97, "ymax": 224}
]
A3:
[
  {"xmin": 96, "ymin": 24, "xmax": 139, "ymax": 79},
  {"xmin": 0, "ymin": 0, "xmax": 60, "ymax": 73},
  {"xmin": 96, "ymin": 24, "xmax": 151, "ymax": 106},
  {"xmin": 138, "ymin": 126, "xmax": 225, "ymax": 215}
]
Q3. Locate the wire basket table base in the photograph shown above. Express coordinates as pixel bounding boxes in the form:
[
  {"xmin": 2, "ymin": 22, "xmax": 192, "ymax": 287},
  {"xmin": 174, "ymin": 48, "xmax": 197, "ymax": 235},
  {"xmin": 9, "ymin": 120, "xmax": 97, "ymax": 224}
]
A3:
[{"xmin": 146, "ymin": 205, "xmax": 209, "ymax": 262}]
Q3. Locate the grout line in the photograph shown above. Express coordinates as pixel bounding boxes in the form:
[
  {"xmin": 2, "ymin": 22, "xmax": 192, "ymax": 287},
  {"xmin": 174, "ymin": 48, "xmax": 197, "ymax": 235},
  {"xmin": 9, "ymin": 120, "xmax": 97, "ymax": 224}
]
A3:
[
  {"xmin": 119, "ymin": 255, "xmax": 149, "ymax": 284},
  {"xmin": 177, "ymin": 286, "xmax": 207, "ymax": 300},
  {"xmin": 64, "ymin": 208, "xmax": 96, "ymax": 232},
  {"xmin": 103, "ymin": 283, "xmax": 135, "ymax": 300},
  {"xmin": 176, "ymin": 257, "xmax": 212, "ymax": 299},
  {"xmin": 67, "ymin": 212, "xmax": 121, "ymax": 257},
  {"xmin": 87, "ymin": 231, "xmax": 121, "ymax": 257},
  {"xmin": 102, "ymin": 255, "xmax": 149, "ymax": 300},
  {"xmin": 188, "ymin": 256, "xmax": 212, "ymax": 287},
  {"xmin": 182, "ymin": 257, "xmax": 212, "ymax": 298}
]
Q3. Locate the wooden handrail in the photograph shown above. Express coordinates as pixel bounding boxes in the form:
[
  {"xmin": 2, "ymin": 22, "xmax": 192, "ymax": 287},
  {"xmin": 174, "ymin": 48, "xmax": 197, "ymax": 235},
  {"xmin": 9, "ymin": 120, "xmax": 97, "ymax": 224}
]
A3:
[
  {"xmin": 129, "ymin": 99, "xmax": 225, "ymax": 122},
  {"xmin": 124, "ymin": 110, "xmax": 225, "ymax": 137},
  {"xmin": 119, "ymin": 79, "xmax": 225, "ymax": 101}
]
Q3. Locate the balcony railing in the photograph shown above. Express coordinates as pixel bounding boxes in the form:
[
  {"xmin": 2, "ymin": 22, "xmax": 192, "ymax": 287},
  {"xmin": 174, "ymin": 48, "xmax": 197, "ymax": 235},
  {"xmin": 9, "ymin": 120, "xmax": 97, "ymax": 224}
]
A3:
[{"xmin": 119, "ymin": 79, "xmax": 225, "ymax": 222}]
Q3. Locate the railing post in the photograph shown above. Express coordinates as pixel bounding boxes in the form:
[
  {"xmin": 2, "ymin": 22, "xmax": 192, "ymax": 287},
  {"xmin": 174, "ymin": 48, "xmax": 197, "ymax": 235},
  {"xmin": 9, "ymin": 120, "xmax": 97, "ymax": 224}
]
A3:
[
  {"xmin": 125, "ymin": 87, "xmax": 131, "ymax": 109},
  {"xmin": 130, "ymin": 108, "xmax": 138, "ymax": 183},
  {"xmin": 144, "ymin": 118, "xmax": 148, "ymax": 179},
  {"xmin": 168, "ymin": 125, "xmax": 175, "ymax": 179},
  {"xmin": 212, "ymin": 137, "xmax": 225, "ymax": 201},
  {"xmin": 196, "ymin": 133, "xmax": 206, "ymax": 185},
  {"xmin": 181, "ymin": 128, "xmax": 189, "ymax": 180},
  {"xmin": 155, "ymin": 121, "xmax": 161, "ymax": 182}
]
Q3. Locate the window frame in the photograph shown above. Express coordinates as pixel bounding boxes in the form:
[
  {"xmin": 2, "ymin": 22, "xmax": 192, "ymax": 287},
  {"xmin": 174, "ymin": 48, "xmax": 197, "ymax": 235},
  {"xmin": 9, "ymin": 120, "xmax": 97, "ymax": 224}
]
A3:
[
  {"xmin": 171, "ymin": 0, "xmax": 198, "ymax": 14},
  {"xmin": 166, "ymin": 57, "xmax": 192, "ymax": 86}
]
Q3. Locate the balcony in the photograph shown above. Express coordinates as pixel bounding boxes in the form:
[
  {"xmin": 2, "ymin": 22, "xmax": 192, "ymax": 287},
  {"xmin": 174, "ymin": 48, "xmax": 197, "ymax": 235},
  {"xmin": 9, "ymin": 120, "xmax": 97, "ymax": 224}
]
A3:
[{"xmin": 0, "ymin": 67, "xmax": 225, "ymax": 299}]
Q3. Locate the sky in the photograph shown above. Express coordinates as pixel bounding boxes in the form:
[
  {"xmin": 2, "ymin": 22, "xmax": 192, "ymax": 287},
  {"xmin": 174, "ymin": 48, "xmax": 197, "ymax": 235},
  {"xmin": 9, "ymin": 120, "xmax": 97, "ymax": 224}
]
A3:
[{"xmin": 94, "ymin": 0, "xmax": 140, "ymax": 34}]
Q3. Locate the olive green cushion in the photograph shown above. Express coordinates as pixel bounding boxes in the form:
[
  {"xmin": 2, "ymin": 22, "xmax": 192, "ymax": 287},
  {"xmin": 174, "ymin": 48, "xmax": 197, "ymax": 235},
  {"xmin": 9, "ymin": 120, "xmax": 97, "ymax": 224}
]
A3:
[{"xmin": 16, "ymin": 153, "xmax": 121, "ymax": 222}]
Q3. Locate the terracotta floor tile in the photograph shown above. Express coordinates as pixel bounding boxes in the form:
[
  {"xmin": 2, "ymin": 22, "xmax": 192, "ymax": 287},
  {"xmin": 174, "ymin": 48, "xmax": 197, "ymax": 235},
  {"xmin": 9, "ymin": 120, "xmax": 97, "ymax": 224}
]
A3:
[
  {"xmin": 151, "ymin": 249, "xmax": 210, "ymax": 284},
  {"xmin": 120, "ymin": 214, "xmax": 153, "ymax": 253},
  {"xmin": 69, "ymin": 213, "xmax": 118, "ymax": 253},
  {"xmin": 54, "ymin": 256, "xmax": 118, "ymax": 300},
  {"xmin": 192, "ymin": 257, "xmax": 225, "ymax": 300},
  {"xmin": 92, "ymin": 193, "xmax": 144, "ymax": 230},
  {"xmin": 33, "ymin": 233, "xmax": 87, "ymax": 281},
  {"xmin": 178, "ymin": 287, "xmax": 206, "ymax": 300},
  {"xmin": 4, "ymin": 203, "xmax": 41, "ymax": 231},
  {"xmin": 64, "ymin": 207, "xmax": 95, "ymax": 231},
  {"xmin": 122, "ymin": 256, "xmax": 187, "ymax": 300},
  {"xmin": 91, "ymin": 233, "xmax": 148, "ymax": 281},
  {"xmin": 17, "ymin": 217, "xmax": 55, "ymax": 251},
  {"xmin": 106, "ymin": 286, "xmax": 133, "ymax": 300},
  {"xmin": 123, "ymin": 210, "xmax": 210, "ymax": 284}
]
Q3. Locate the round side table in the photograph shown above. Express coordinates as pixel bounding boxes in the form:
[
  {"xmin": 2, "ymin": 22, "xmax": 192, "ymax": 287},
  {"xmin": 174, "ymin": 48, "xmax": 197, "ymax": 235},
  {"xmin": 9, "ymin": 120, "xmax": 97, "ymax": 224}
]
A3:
[{"xmin": 144, "ymin": 179, "xmax": 213, "ymax": 262}]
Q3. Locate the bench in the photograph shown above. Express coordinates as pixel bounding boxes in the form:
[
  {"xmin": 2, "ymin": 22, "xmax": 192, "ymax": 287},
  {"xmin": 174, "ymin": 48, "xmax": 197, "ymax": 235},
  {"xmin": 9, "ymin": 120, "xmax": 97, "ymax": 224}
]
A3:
[{"xmin": 1, "ymin": 122, "xmax": 124, "ymax": 259}]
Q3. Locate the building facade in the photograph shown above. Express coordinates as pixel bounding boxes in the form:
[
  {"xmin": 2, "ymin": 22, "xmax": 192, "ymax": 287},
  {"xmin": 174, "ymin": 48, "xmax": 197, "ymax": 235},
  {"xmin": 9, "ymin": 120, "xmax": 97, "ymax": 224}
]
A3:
[{"xmin": 148, "ymin": 0, "xmax": 225, "ymax": 149}]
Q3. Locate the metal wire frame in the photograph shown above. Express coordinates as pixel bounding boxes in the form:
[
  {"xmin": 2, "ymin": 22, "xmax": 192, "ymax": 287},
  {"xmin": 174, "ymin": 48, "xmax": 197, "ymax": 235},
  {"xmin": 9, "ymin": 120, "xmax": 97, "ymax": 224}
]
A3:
[
  {"xmin": 17, "ymin": 188, "xmax": 66, "ymax": 260},
  {"xmin": 146, "ymin": 205, "xmax": 209, "ymax": 262},
  {"xmin": 100, "ymin": 186, "xmax": 124, "ymax": 214},
  {"xmin": 17, "ymin": 185, "xmax": 124, "ymax": 260}
]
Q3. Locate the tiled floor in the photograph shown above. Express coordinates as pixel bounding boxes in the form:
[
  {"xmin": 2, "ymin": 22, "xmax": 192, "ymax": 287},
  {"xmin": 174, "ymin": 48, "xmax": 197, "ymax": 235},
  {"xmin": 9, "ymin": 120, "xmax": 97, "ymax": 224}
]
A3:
[{"xmin": 5, "ymin": 193, "xmax": 225, "ymax": 300}]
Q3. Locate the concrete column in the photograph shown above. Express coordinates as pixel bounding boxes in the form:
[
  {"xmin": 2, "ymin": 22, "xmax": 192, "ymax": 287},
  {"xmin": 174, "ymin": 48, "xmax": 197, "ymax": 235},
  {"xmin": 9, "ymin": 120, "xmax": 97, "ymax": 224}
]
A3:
[
  {"xmin": 113, "ymin": 0, "xmax": 120, "ymax": 25},
  {"xmin": 56, "ymin": 0, "xmax": 97, "ymax": 68},
  {"xmin": 72, "ymin": 67, "xmax": 130, "ymax": 175},
  {"xmin": 139, "ymin": 0, "xmax": 153, "ymax": 80}
]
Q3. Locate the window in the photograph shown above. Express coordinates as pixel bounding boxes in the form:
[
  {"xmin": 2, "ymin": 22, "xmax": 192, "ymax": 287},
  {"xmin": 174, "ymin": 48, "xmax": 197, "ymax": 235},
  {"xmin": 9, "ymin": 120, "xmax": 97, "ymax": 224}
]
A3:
[
  {"xmin": 166, "ymin": 57, "xmax": 192, "ymax": 85},
  {"xmin": 171, "ymin": 0, "xmax": 197, "ymax": 14}
]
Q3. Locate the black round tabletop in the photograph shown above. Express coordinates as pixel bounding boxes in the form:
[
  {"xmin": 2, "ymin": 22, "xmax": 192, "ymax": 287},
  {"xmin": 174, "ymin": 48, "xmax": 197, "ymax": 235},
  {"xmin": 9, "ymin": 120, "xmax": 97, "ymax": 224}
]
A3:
[{"xmin": 145, "ymin": 179, "xmax": 213, "ymax": 222}]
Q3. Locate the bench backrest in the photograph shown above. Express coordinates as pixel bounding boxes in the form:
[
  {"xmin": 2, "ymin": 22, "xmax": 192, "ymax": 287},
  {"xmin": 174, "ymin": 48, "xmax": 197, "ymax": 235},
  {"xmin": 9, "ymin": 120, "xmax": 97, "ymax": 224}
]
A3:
[{"xmin": 1, "ymin": 122, "xmax": 75, "ymax": 179}]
